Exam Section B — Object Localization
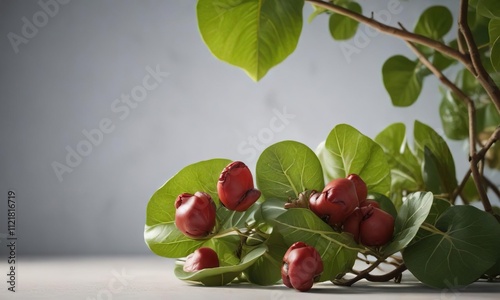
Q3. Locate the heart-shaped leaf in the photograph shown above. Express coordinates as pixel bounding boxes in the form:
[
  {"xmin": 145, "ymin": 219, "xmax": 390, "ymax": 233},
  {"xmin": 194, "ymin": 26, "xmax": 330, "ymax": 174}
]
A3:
[
  {"xmin": 197, "ymin": 0, "xmax": 304, "ymax": 81},
  {"xmin": 382, "ymin": 55, "xmax": 423, "ymax": 107},
  {"xmin": 403, "ymin": 206, "xmax": 500, "ymax": 288},
  {"xmin": 256, "ymin": 140, "xmax": 324, "ymax": 201}
]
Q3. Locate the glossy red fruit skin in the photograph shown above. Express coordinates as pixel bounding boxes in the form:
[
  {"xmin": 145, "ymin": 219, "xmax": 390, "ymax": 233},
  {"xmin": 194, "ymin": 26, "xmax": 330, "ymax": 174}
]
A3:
[
  {"xmin": 358, "ymin": 206, "xmax": 395, "ymax": 247},
  {"xmin": 346, "ymin": 174, "xmax": 368, "ymax": 205},
  {"xmin": 342, "ymin": 208, "xmax": 363, "ymax": 243},
  {"xmin": 309, "ymin": 178, "xmax": 359, "ymax": 226},
  {"xmin": 183, "ymin": 247, "xmax": 219, "ymax": 272},
  {"xmin": 281, "ymin": 242, "xmax": 323, "ymax": 292},
  {"xmin": 175, "ymin": 192, "xmax": 216, "ymax": 239},
  {"xmin": 217, "ymin": 161, "xmax": 261, "ymax": 212}
]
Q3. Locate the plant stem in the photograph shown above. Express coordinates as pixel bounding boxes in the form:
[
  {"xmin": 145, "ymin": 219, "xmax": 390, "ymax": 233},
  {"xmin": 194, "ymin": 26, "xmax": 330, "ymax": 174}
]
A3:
[
  {"xmin": 458, "ymin": 0, "xmax": 500, "ymax": 113},
  {"xmin": 306, "ymin": 1, "xmax": 470, "ymax": 70},
  {"xmin": 333, "ymin": 258, "xmax": 384, "ymax": 286},
  {"xmin": 484, "ymin": 176, "xmax": 500, "ymax": 200},
  {"xmin": 452, "ymin": 169, "xmax": 471, "ymax": 204},
  {"xmin": 364, "ymin": 264, "xmax": 407, "ymax": 283}
]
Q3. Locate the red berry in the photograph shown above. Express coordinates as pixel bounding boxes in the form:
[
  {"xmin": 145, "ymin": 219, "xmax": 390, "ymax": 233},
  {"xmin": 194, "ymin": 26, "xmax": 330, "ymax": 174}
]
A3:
[
  {"xmin": 281, "ymin": 242, "xmax": 323, "ymax": 292},
  {"xmin": 217, "ymin": 161, "xmax": 261, "ymax": 211},
  {"xmin": 183, "ymin": 247, "xmax": 219, "ymax": 272},
  {"xmin": 346, "ymin": 174, "xmax": 368, "ymax": 205},
  {"xmin": 360, "ymin": 200, "xmax": 380, "ymax": 209},
  {"xmin": 175, "ymin": 192, "xmax": 216, "ymax": 239},
  {"xmin": 343, "ymin": 208, "xmax": 363, "ymax": 243},
  {"xmin": 358, "ymin": 206, "xmax": 394, "ymax": 247},
  {"xmin": 309, "ymin": 178, "xmax": 359, "ymax": 226}
]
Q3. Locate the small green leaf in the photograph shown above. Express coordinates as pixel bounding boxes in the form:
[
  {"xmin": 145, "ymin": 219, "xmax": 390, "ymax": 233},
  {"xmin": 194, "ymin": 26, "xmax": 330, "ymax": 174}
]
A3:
[
  {"xmin": 414, "ymin": 120, "xmax": 457, "ymax": 195},
  {"xmin": 217, "ymin": 203, "xmax": 262, "ymax": 232},
  {"xmin": 260, "ymin": 198, "xmax": 287, "ymax": 222},
  {"xmin": 432, "ymin": 40, "xmax": 458, "ymax": 71},
  {"xmin": 320, "ymin": 124, "xmax": 391, "ymax": 195},
  {"xmin": 490, "ymin": 19, "xmax": 500, "ymax": 71},
  {"xmin": 477, "ymin": 0, "xmax": 500, "ymax": 20},
  {"xmin": 144, "ymin": 159, "xmax": 232, "ymax": 258},
  {"xmin": 461, "ymin": 175, "xmax": 481, "ymax": 203},
  {"xmin": 382, "ymin": 55, "xmax": 423, "ymax": 107},
  {"xmin": 244, "ymin": 231, "xmax": 288, "ymax": 285},
  {"xmin": 274, "ymin": 208, "xmax": 362, "ymax": 281},
  {"xmin": 404, "ymin": 206, "xmax": 500, "ymax": 288},
  {"xmin": 256, "ymin": 140, "xmax": 324, "ymax": 201},
  {"xmin": 477, "ymin": 102, "xmax": 500, "ymax": 132},
  {"xmin": 414, "ymin": 6, "xmax": 453, "ymax": 40},
  {"xmin": 375, "ymin": 123, "xmax": 423, "ymax": 192},
  {"xmin": 174, "ymin": 245, "xmax": 267, "ymax": 286},
  {"xmin": 197, "ymin": 0, "xmax": 304, "ymax": 81},
  {"xmin": 439, "ymin": 91, "xmax": 469, "ymax": 140},
  {"xmin": 381, "ymin": 192, "xmax": 434, "ymax": 256},
  {"xmin": 329, "ymin": 2, "xmax": 361, "ymax": 40}
]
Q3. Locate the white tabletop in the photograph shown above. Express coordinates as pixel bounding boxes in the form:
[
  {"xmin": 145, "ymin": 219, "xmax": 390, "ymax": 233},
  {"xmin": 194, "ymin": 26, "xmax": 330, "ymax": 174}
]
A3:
[{"xmin": 1, "ymin": 256, "xmax": 499, "ymax": 300}]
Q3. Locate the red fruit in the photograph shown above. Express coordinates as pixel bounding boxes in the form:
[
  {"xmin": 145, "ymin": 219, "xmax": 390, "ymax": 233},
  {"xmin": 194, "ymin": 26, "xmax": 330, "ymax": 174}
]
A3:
[
  {"xmin": 175, "ymin": 192, "xmax": 216, "ymax": 239},
  {"xmin": 360, "ymin": 200, "xmax": 380, "ymax": 209},
  {"xmin": 183, "ymin": 247, "xmax": 219, "ymax": 272},
  {"xmin": 346, "ymin": 174, "xmax": 368, "ymax": 205},
  {"xmin": 281, "ymin": 242, "xmax": 323, "ymax": 292},
  {"xmin": 309, "ymin": 178, "xmax": 359, "ymax": 226},
  {"xmin": 359, "ymin": 206, "xmax": 394, "ymax": 246},
  {"xmin": 343, "ymin": 208, "xmax": 363, "ymax": 243},
  {"xmin": 343, "ymin": 206, "xmax": 394, "ymax": 246},
  {"xmin": 217, "ymin": 161, "xmax": 261, "ymax": 212}
]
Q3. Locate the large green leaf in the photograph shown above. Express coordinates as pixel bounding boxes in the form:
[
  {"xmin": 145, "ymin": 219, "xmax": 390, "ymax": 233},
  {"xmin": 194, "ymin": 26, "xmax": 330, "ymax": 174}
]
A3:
[
  {"xmin": 439, "ymin": 91, "xmax": 469, "ymax": 140},
  {"xmin": 144, "ymin": 159, "xmax": 231, "ymax": 258},
  {"xmin": 490, "ymin": 19, "xmax": 500, "ymax": 71},
  {"xmin": 477, "ymin": 0, "xmax": 500, "ymax": 20},
  {"xmin": 413, "ymin": 120, "xmax": 457, "ymax": 195},
  {"xmin": 174, "ymin": 245, "xmax": 267, "ymax": 286},
  {"xmin": 404, "ymin": 206, "xmax": 500, "ymax": 288},
  {"xmin": 197, "ymin": 0, "xmax": 304, "ymax": 81},
  {"xmin": 414, "ymin": 6, "xmax": 453, "ymax": 40},
  {"xmin": 329, "ymin": 2, "xmax": 361, "ymax": 40},
  {"xmin": 273, "ymin": 208, "xmax": 362, "ymax": 281},
  {"xmin": 382, "ymin": 55, "xmax": 423, "ymax": 107},
  {"xmin": 256, "ymin": 140, "xmax": 324, "ymax": 201},
  {"xmin": 375, "ymin": 123, "xmax": 423, "ymax": 193},
  {"xmin": 422, "ymin": 147, "xmax": 444, "ymax": 194},
  {"xmin": 319, "ymin": 124, "xmax": 391, "ymax": 195},
  {"xmin": 381, "ymin": 192, "xmax": 433, "ymax": 256}
]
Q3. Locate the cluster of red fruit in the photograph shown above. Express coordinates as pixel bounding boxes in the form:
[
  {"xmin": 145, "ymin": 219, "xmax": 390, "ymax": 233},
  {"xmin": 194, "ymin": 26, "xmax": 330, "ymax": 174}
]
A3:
[
  {"xmin": 174, "ymin": 161, "xmax": 394, "ymax": 292},
  {"xmin": 309, "ymin": 174, "xmax": 395, "ymax": 247}
]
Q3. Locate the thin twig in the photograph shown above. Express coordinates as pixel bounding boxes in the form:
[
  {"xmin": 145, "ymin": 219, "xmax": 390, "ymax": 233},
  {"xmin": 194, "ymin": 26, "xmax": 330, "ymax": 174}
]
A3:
[
  {"xmin": 305, "ymin": 0, "xmax": 468, "ymax": 64},
  {"xmin": 458, "ymin": 0, "xmax": 500, "ymax": 112},
  {"xmin": 364, "ymin": 264, "xmax": 407, "ymax": 283},
  {"xmin": 484, "ymin": 176, "xmax": 500, "ymax": 200},
  {"xmin": 452, "ymin": 169, "xmax": 472, "ymax": 203}
]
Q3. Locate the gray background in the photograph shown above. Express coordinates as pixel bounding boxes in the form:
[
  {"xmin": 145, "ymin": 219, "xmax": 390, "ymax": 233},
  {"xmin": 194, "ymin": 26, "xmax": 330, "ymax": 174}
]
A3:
[{"xmin": 0, "ymin": 0, "xmax": 495, "ymax": 256}]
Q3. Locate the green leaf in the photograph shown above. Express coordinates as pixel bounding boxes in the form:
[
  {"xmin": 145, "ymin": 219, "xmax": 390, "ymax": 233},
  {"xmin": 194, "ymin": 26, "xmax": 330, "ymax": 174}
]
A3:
[
  {"xmin": 320, "ymin": 124, "xmax": 391, "ymax": 195},
  {"xmin": 217, "ymin": 203, "xmax": 262, "ymax": 232},
  {"xmin": 432, "ymin": 40, "xmax": 458, "ymax": 71},
  {"xmin": 477, "ymin": 0, "xmax": 500, "ymax": 20},
  {"xmin": 461, "ymin": 175, "xmax": 481, "ymax": 203},
  {"xmin": 243, "ymin": 231, "xmax": 288, "ymax": 285},
  {"xmin": 375, "ymin": 123, "xmax": 423, "ymax": 192},
  {"xmin": 490, "ymin": 19, "xmax": 500, "ymax": 71},
  {"xmin": 477, "ymin": 102, "xmax": 500, "ymax": 132},
  {"xmin": 422, "ymin": 147, "xmax": 445, "ymax": 194},
  {"xmin": 144, "ymin": 158, "xmax": 231, "ymax": 258},
  {"xmin": 260, "ymin": 198, "xmax": 287, "ymax": 222},
  {"xmin": 382, "ymin": 55, "xmax": 423, "ymax": 107},
  {"xmin": 174, "ymin": 245, "xmax": 267, "ymax": 286},
  {"xmin": 404, "ymin": 206, "xmax": 500, "ymax": 288},
  {"xmin": 308, "ymin": 4, "xmax": 327, "ymax": 23},
  {"xmin": 413, "ymin": 120, "xmax": 457, "ymax": 195},
  {"xmin": 196, "ymin": 0, "xmax": 304, "ymax": 81},
  {"xmin": 381, "ymin": 192, "xmax": 433, "ymax": 256},
  {"xmin": 274, "ymin": 208, "xmax": 361, "ymax": 281},
  {"xmin": 439, "ymin": 91, "xmax": 469, "ymax": 140},
  {"xmin": 329, "ymin": 2, "xmax": 361, "ymax": 40},
  {"xmin": 425, "ymin": 197, "xmax": 452, "ymax": 226},
  {"xmin": 414, "ymin": 6, "xmax": 453, "ymax": 40},
  {"xmin": 256, "ymin": 140, "xmax": 324, "ymax": 201}
]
